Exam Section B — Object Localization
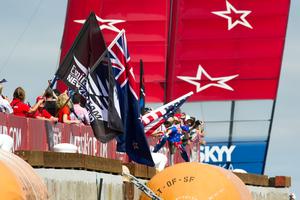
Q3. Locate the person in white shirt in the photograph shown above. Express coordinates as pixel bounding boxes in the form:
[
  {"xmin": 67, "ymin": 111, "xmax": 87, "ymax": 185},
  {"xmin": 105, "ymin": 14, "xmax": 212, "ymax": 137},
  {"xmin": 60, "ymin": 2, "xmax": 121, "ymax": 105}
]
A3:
[{"xmin": 0, "ymin": 84, "xmax": 13, "ymax": 114}]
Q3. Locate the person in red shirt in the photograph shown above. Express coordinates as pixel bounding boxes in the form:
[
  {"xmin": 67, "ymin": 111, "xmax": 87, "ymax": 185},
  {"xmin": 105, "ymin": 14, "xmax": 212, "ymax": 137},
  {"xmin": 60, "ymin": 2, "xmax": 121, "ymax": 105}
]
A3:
[
  {"xmin": 56, "ymin": 92, "xmax": 80, "ymax": 124},
  {"xmin": 31, "ymin": 96, "xmax": 58, "ymax": 122},
  {"xmin": 10, "ymin": 87, "xmax": 43, "ymax": 117}
]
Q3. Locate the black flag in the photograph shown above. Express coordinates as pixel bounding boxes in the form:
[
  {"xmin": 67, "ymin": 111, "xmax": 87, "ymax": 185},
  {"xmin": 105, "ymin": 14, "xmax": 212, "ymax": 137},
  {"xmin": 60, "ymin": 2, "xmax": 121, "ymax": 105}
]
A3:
[
  {"xmin": 55, "ymin": 12, "xmax": 123, "ymax": 142},
  {"xmin": 55, "ymin": 12, "xmax": 104, "ymax": 90}
]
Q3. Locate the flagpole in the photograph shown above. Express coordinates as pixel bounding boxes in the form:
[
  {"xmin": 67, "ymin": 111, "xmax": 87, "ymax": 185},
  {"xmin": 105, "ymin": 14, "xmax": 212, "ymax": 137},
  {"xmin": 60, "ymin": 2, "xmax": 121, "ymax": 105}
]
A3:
[
  {"xmin": 107, "ymin": 29, "xmax": 125, "ymax": 50},
  {"xmin": 90, "ymin": 29, "xmax": 125, "ymax": 74},
  {"xmin": 139, "ymin": 59, "xmax": 145, "ymax": 114},
  {"xmin": 49, "ymin": 76, "xmax": 58, "ymax": 89}
]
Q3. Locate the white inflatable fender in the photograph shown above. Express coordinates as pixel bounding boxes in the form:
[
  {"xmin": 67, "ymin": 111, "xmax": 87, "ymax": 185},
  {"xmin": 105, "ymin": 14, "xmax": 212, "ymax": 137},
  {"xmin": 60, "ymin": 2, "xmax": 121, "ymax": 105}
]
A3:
[
  {"xmin": 53, "ymin": 143, "xmax": 78, "ymax": 153},
  {"xmin": 0, "ymin": 134, "xmax": 14, "ymax": 152}
]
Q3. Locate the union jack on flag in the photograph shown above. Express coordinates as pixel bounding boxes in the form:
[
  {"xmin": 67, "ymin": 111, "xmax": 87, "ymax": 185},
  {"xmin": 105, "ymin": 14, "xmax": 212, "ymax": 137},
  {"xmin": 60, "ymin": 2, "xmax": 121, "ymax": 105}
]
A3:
[{"xmin": 109, "ymin": 31, "xmax": 138, "ymax": 100}]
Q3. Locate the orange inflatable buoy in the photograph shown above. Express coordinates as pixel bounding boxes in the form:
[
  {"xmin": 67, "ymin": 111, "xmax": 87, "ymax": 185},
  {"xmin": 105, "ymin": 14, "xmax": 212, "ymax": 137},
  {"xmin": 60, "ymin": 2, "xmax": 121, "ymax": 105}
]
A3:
[
  {"xmin": 0, "ymin": 150, "xmax": 48, "ymax": 199},
  {"xmin": 141, "ymin": 162, "xmax": 252, "ymax": 200}
]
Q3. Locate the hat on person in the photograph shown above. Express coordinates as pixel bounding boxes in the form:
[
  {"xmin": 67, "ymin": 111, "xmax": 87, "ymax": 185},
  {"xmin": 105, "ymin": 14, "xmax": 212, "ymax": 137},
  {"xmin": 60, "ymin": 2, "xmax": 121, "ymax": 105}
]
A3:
[
  {"xmin": 36, "ymin": 96, "xmax": 44, "ymax": 103},
  {"xmin": 0, "ymin": 78, "xmax": 7, "ymax": 84},
  {"xmin": 174, "ymin": 113, "xmax": 182, "ymax": 119},
  {"xmin": 184, "ymin": 114, "xmax": 191, "ymax": 121}
]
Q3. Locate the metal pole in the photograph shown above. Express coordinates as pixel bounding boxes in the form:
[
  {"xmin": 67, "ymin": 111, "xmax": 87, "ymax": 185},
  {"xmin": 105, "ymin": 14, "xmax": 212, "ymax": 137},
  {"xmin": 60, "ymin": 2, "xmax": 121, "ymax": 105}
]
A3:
[
  {"xmin": 139, "ymin": 59, "xmax": 145, "ymax": 114},
  {"xmin": 164, "ymin": 0, "xmax": 175, "ymax": 104},
  {"xmin": 90, "ymin": 29, "xmax": 125, "ymax": 74},
  {"xmin": 226, "ymin": 101, "xmax": 235, "ymax": 169},
  {"xmin": 262, "ymin": 99, "xmax": 277, "ymax": 174}
]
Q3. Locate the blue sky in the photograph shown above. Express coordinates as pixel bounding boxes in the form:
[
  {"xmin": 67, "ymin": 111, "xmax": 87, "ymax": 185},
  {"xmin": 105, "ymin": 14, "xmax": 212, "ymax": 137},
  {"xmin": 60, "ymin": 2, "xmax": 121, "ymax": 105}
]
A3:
[
  {"xmin": 265, "ymin": 0, "xmax": 300, "ymax": 195},
  {"xmin": 0, "ymin": 0, "xmax": 299, "ymax": 195}
]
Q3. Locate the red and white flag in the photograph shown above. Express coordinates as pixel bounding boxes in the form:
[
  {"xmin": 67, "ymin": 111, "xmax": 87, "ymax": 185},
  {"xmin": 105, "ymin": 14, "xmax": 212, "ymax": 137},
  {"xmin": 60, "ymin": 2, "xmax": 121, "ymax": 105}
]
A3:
[{"xmin": 142, "ymin": 92, "xmax": 193, "ymax": 135}]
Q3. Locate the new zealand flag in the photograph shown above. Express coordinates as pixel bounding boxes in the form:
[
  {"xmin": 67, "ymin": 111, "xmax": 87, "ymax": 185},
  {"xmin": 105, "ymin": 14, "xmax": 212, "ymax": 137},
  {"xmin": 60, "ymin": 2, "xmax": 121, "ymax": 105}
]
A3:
[{"xmin": 109, "ymin": 30, "xmax": 154, "ymax": 166}]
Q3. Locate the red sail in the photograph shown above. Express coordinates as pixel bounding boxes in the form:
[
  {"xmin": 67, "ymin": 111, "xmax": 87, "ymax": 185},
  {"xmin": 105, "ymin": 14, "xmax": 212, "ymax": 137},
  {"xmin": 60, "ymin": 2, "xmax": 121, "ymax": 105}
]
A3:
[
  {"xmin": 59, "ymin": 0, "xmax": 290, "ymax": 102},
  {"xmin": 166, "ymin": 0, "xmax": 290, "ymax": 101},
  {"xmin": 58, "ymin": 0, "xmax": 170, "ymax": 102}
]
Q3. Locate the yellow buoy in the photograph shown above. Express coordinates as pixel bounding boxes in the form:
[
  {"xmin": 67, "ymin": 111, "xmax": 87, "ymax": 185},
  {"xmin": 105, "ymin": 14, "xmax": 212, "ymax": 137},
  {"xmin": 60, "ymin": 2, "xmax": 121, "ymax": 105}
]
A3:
[
  {"xmin": 141, "ymin": 162, "xmax": 252, "ymax": 200},
  {"xmin": 0, "ymin": 150, "xmax": 48, "ymax": 199}
]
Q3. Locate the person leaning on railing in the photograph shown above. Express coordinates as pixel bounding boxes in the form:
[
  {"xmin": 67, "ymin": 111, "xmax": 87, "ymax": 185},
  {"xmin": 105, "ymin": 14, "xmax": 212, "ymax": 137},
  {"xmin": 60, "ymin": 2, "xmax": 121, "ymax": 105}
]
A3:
[
  {"xmin": 10, "ymin": 87, "xmax": 43, "ymax": 117},
  {"xmin": 43, "ymin": 88, "xmax": 58, "ymax": 117},
  {"xmin": 56, "ymin": 91, "xmax": 80, "ymax": 125},
  {"xmin": 28, "ymin": 96, "xmax": 58, "ymax": 122}
]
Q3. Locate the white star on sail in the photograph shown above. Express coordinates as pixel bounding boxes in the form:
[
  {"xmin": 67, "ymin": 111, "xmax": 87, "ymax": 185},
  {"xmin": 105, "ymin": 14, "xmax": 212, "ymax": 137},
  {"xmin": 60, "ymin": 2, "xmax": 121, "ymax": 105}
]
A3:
[
  {"xmin": 212, "ymin": 1, "xmax": 252, "ymax": 30},
  {"xmin": 177, "ymin": 65, "xmax": 239, "ymax": 93},
  {"xmin": 74, "ymin": 15, "xmax": 125, "ymax": 33}
]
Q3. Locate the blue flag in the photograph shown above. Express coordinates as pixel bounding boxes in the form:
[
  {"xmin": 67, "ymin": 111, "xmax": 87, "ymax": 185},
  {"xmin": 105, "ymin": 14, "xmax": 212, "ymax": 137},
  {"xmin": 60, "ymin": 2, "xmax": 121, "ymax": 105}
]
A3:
[{"xmin": 109, "ymin": 30, "xmax": 154, "ymax": 167}]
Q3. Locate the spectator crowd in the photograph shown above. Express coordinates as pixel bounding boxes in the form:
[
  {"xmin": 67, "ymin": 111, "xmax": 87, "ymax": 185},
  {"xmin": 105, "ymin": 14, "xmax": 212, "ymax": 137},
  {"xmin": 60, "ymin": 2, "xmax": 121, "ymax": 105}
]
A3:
[
  {"xmin": 0, "ymin": 82, "xmax": 206, "ymax": 167},
  {"xmin": 0, "ymin": 83, "xmax": 90, "ymax": 126},
  {"xmin": 144, "ymin": 108, "xmax": 206, "ymax": 165}
]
